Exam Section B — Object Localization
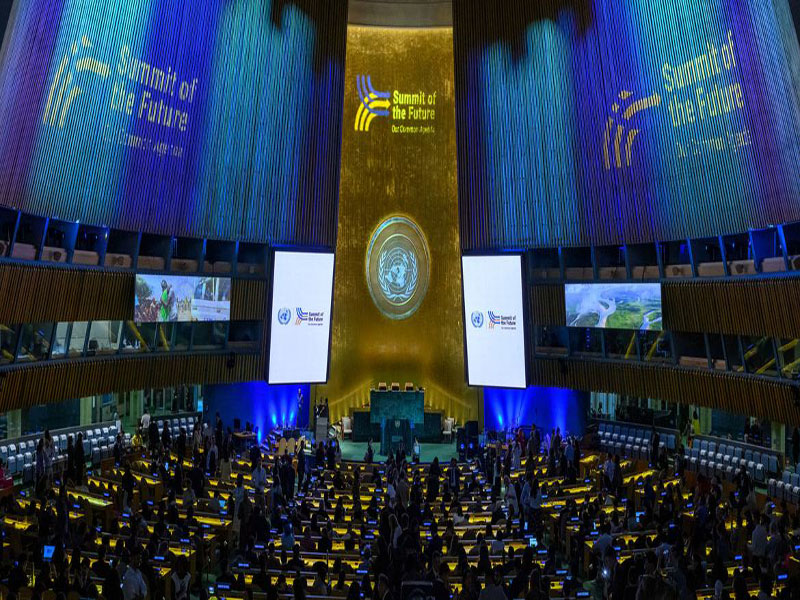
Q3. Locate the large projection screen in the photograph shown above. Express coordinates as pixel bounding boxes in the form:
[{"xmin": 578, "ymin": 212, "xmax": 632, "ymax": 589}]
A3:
[
  {"xmin": 462, "ymin": 255, "xmax": 527, "ymax": 388},
  {"xmin": 269, "ymin": 251, "xmax": 335, "ymax": 385},
  {"xmin": 565, "ymin": 283, "xmax": 663, "ymax": 331},
  {"xmin": 134, "ymin": 274, "xmax": 231, "ymax": 323}
]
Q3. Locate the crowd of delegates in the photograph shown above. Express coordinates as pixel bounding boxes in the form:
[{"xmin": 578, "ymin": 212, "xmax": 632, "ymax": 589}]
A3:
[{"xmin": 0, "ymin": 417, "xmax": 798, "ymax": 600}]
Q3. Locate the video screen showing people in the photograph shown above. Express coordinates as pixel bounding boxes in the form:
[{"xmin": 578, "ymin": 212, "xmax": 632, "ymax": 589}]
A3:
[{"xmin": 134, "ymin": 275, "xmax": 231, "ymax": 323}]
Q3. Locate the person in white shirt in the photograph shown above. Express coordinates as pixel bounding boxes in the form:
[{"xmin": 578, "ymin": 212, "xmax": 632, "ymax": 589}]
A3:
[
  {"xmin": 478, "ymin": 567, "xmax": 507, "ymax": 600},
  {"xmin": 122, "ymin": 553, "xmax": 147, "ymax": 600},
  {"xmin": 170, "ymin": 556, "xmax": 191, "ymax": 600},
  {"xmin": 251, "ymin": 460, "xmax": 268, "ymax": 494}
]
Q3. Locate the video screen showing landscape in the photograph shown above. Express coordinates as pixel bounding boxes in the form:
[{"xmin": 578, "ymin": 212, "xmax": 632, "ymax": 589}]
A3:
[{"xmin": 565, "ymin": 283, "xmax": 662, "ymax": 331}]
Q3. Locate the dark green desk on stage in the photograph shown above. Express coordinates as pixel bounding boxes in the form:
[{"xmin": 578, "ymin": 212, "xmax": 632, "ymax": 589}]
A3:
[
  {"xmin": 369, "ymin": 389, "xmax": 424, "ymax": 427},
  {"xmin": 351, "ymin": 388, "xmax": 443, "ymax": 447}
]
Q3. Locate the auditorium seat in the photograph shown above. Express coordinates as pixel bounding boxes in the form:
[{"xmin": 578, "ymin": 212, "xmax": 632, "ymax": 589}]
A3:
[
  {"xmin": 632, "ymin": 265, "xmax": 660, "ymax": 279},
  {"xmin": 598, "ymin": 266, "xmax": 627, "ymax": 280},
  {"xmin": 761, "ymin": 256, "xmax": 787, "ymax": 273},
  {"xmin": 172, "ymin": 258, "xmax": 199, "ymax": 273},
  {"xmin": 665, "ymin": 264, "xmax": 692, "ymax": 278},
  {"xmin": 564, "ymin": 267, "xmax": 593, "ymax": 280},
  {"xmin": 729, "ymin": 260, "xmax": 756, "ymax": 276},
  {"xmin": 72, "ymin": 249, "xmax": 100, "ymax": 266},
  {"xmin": 237, "ymin": 262, "xmax": 265, "ymax": 276},
  {"xmin": 137, "ymin": 255, "xmax": 165, "ymax": 270},
  {"xmin": 11, "ymin": 243, "xmax": 37, "ymax": 261},
  {"xmin": 104, "ymin": 252, "xmax": 133, "ymax": 268},
  {"xmin": 697, "ymin": 262, "xmax": 725, "ymax": 277},
  {"xmin": 679, "ymin": 356, "xmax": 710, "ymax": 368},
  {"xmin": 41, "ymin": 246, "xmax": 67, "ymax": 263},
  {"xmin": 341, "ymin": 417, "xmax": 352, "ymax": 440}
]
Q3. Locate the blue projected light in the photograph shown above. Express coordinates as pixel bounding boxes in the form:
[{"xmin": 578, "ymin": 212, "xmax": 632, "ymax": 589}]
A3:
[
  {"xmin": 483, "ymin": 386, "xmax": 588, "ymax": 434},
  {"xmin": 0, "ymin": 0, "xmax": 344, "ymax": 244},
  {"xmin": 455, "ymin": 0, "xmax": 800, "ymax": 248}
]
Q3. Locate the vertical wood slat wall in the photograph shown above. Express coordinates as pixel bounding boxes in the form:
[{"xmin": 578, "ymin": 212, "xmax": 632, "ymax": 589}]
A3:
[
  {"xmin": 0, "ymin": 263, "xmax": 267, "ymax": 325},
  {"xmin": 0, "ymin": 353, "xmax": 261, "ymax": 411},
  {"xmin": 531, "ymin": 357, "xmax": 800, "ymax": 425},
  {"xmin": 0, "ymin": 264, "xmax": 134, "ymax": 324}
]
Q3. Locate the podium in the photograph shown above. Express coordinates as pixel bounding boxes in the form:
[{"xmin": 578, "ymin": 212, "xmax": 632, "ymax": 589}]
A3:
[
  {"xmin": 315, "ymin": 417, "xmax": 329, "ymax": 444},
  {"xmin": 381, "ymin": 418, "xmax": 412, "ymax": 456}
]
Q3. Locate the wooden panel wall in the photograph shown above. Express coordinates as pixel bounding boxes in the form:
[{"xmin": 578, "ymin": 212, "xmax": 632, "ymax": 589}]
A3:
[
  {"xmin": 663, "ymin": 278, "xmax": 800, "ymax": 338},
  {"xmin": 230, "ymin": 280, "xmax": 268, "ymax": 322},
  {"xmin": 0, "ymin": 263, "xmax": 133, "ymax": 324},
  {"xmin": 0, "ymin": 263, "xmax": 267, "ymax": 325},
  {"xmin": 0, "ymin": 353, "xmax": 262, "ymax": 411},
  {"xmin": 530, "ymin": 284, "xmax": 566, "ymax": 327},
  {"xmin": 531, "ymin": 357, "xmax": 800, "ymax": 425}
]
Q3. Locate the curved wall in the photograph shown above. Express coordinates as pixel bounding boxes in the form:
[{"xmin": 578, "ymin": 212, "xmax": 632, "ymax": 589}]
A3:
[
  {"xmin": 0, "ymin": 0, "xmax": 346, "ymax": 246},
  {"xmin": 454, "ymin": 0, "xmax": 800, "ymax": 249}
]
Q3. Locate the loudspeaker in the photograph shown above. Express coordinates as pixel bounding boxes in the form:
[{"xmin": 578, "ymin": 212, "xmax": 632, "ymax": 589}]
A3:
[
  {"xmin": 465, "ymin": 420, "xmax": 479, "ymax": 438},
  {"xmin": 457, "ymin": 428, "xmax": 467, "ymax": 461}
]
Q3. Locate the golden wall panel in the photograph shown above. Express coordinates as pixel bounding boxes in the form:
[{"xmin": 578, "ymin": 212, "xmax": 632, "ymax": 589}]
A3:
[{"xmin": 315, "ymin": 26, "xmax": 481, "ymax": 425}]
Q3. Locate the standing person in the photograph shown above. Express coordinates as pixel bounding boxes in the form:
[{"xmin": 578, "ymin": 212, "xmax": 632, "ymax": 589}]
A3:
[
  {"xmin": 297, "ymin": 388, "xmax": 304, "ymax": 425},
  {"xmin": 447, "ymin": 458, "xmax": 461, "ymax": 499},
  {"xmin": 159, "ymin": 279, "xmax": 177, "ymax": 323},
  {"xmin": 35, "ymin": 439, "xmax": 46, "ymax": 496},
  {"xmin": 650, "ymin": 427, "xmax": 661, "ymax": 467},
  {"xmin": 793, "ymin": 426, "xmax": 800, "ymax": 468},
  {"xmin": 141, "ymin": 409, "xmax": 151, "ymax": 435},
  {"xmin": 75, "ymin": 432, "xmax": 85, "ymax": 486},
  {"xmin": 43, "ymin": 430, "xmax": 56, "ymax": 488},
  {"xmin": 122, "ymin": 550, "xmax": 148, "ymax": 600},
  {"xmin": 66, "ymin": 435, "xmax": 76, "ymax": 483},
  {"xmin": 215, "ymin": 412, "xmax": 223, "ymax": 450},
  {"xmin": 219, "ymin": 432, "xmax": 232, "ymax": 482},
  {"xmin": 427, "ymin": 457, "xmax": 441, "ymax": 502},
  {"xmin": 297, "ymin": 440, "xmax": 306, "ymax": 492}
]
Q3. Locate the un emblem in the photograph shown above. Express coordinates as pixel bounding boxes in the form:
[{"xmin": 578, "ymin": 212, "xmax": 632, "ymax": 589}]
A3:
[
  {"xmin": 471, "ymin": 311, "xmax": 484, "ymax": 328},
  {"xmin": 366, "ymin": 216, "xmax": 430, "ymax": 320},
  {"xmin": 277, "ymin": 307, "xmax": 292, "ymax": 325}
]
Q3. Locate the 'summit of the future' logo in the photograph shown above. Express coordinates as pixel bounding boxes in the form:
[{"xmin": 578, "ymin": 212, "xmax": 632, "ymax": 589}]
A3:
[
  {"xmin": 603, "ymin": 90, "xmax": 662, "ymax": 170},
  {"xmin": 355, "ymin": 75, "xmax": 390, "ymax": 132},
  {"xmin": 43, "ymin": 36, "xmax": 111, "ymax": 129}
]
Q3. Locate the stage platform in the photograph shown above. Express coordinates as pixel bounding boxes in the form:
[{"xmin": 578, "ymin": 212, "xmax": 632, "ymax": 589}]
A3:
[{"xmin": 339, "ymin": 440, "xmax": 459, "ymax": 464}]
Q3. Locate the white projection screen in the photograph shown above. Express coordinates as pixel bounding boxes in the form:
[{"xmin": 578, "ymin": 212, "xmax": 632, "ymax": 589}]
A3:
[
  {"xmin": 268, "ymin": 251, "xmax": 335, "ymax": 385},
  {"xmin": 462, "ymin": 255, "xmax": 527, "ymax": 388}
]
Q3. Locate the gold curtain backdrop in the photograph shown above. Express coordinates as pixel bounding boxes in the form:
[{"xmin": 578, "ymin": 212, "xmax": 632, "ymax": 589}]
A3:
[{"xmin": 314, "ymin": 25, "xmax": 481, "ymax": 426}]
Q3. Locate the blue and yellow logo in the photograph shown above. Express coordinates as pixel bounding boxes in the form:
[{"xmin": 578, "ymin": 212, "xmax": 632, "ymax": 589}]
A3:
[
  {"xmin": 355, "ymin": 75, "xmax": 390, "ymax": 132},
  {"xmin": 603, "ymin": 90, "xmax": 662, "ymax": 170},
  {"xmin": 43, "ymin": 36, "xmax": 110, "ymax": 129},
  {"xmin": 295, "ymin": 308, "xmax": 309, "ymax": 325}
]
